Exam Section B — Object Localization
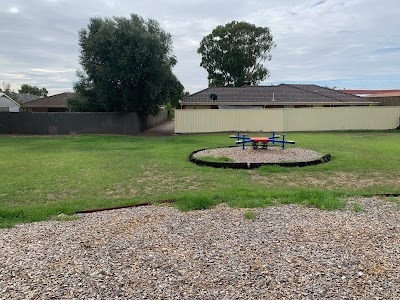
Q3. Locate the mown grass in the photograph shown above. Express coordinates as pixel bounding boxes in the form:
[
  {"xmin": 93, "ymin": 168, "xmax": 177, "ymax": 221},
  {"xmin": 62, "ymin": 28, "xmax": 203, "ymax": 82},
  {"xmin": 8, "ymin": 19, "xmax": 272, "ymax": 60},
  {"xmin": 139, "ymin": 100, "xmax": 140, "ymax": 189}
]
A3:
[{"xmin": 0, "ymin": 130, "xmax": 399, "ymax": 227}]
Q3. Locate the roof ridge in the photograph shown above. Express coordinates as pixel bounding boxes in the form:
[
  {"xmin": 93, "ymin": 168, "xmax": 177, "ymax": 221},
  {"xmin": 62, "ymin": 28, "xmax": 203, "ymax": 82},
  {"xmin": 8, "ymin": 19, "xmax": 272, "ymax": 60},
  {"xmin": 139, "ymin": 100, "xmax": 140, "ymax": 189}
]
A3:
[
  {"xmin": 181, "ymin": 86, "xmax": 243, "ymax": 100},
  {"xmin": 46, "ymin": 92, "xmax": 71, "ymax": 98},
  {"xmin": 181, "ymin": 87, "xmax": 212, "ymax": 100},
  {"xmin": 242, "ymin": 85, "xmax": 279, "ymax": 88},
  {"xmin": 283, "ymin": 84, "xmax": 345, "ymax": 102}
]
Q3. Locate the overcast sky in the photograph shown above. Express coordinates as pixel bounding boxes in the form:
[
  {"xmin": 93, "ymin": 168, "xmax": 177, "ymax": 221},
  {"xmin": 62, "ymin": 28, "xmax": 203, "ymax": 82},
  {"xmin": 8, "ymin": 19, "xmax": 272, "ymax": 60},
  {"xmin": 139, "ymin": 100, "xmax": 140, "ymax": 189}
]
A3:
[{"xmin": 1, "ymin": 0, "xmax": 399, "ymax": 95}]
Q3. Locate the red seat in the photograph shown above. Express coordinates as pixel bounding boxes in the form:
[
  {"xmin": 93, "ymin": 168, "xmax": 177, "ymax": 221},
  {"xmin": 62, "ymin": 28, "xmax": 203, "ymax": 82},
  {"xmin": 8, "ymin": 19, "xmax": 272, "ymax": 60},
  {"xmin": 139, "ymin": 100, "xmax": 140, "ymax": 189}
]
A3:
[{"xmin": 250, "ymin": 137, "xmax": 270, "ymax": 143}]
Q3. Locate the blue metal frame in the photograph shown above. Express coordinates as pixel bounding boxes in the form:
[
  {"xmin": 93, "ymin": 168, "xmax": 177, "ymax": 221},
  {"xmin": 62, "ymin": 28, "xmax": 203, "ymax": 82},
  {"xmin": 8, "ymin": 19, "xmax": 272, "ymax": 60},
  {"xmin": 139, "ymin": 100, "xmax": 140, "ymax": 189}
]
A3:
[{"xmin": 231, "ymin": 132, "xmax": 295, "ymax": 150}]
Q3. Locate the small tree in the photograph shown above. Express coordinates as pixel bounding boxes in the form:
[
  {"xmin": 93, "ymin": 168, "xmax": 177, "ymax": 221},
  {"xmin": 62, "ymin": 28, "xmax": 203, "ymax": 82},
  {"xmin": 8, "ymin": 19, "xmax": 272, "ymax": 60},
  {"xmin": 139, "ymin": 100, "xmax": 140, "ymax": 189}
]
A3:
[
  {"xmin": 168, "ymin": 90, "xmax": 189, "ymax": 109},
  {"xmin": 70, "ymin": 14, "xmax": 182, "ymax": 116},
  {"xmin": 1, "ymin": 82, "xmax": 18, "ymax": 101},
  {"xmin": 198, "ymin": 21, "xmax": 276, "ymax": 87},
  {"xmin": 162, "ymin": 73, "xmax": 185, "ymax": 108},
  {"xmin": 18, "ymin": 84, "xmax": 48, "ymax": 97}
]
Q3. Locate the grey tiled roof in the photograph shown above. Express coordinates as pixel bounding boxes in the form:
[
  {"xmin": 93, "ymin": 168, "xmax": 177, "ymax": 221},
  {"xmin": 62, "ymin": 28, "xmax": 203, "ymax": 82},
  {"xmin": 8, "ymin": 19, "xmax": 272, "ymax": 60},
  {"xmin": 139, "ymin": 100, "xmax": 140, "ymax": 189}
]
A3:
[
  {"xmin": 181, "ymin": 84, "xmax": 377, "ymax": 104},
  {"xmin": 287, "ymin": 84, "xmax": 369, "ymax": 102},
  {"xmin": 14, "ymin": 93, "xmax": 43, "ymax": 104}
]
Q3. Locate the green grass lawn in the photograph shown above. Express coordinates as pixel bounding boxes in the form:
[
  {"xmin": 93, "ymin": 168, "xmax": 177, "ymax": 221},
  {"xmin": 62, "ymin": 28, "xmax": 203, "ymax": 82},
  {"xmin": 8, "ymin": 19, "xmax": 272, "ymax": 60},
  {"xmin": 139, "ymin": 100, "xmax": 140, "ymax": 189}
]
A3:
[{"xmin": 1, "ymin": 130, "xmax": 399, "ymax": 227}]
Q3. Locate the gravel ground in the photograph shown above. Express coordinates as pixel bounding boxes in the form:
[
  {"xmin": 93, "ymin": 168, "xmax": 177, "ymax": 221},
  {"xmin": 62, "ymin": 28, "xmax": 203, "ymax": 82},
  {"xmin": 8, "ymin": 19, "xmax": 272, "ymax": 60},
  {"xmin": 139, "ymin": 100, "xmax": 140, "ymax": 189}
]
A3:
[
  {"xmin": 193, "ymin": 147, "xmax": 324, "ymax": 163},
  {"xmin": 141, "ymin": 121, "xmax": 175, "ymax": 136},
  {"xmin": 1, "ymin": 198, "xmax": 399, "ymax": 299}
]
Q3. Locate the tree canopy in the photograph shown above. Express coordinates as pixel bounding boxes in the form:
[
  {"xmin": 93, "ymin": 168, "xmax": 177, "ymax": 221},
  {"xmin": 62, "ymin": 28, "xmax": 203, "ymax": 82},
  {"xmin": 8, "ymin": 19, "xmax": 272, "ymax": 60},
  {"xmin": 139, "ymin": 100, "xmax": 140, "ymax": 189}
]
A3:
[
  {"xmin": 198, "ymin": 21, "xmax": 276, "ymax": 87},
  {"xmin": 18, "ymin": 84, "xmax": 48, "ymax": 97},
  {"xmin": 69, "ymin": 14, "xmax": 182, "ymax": 116}
]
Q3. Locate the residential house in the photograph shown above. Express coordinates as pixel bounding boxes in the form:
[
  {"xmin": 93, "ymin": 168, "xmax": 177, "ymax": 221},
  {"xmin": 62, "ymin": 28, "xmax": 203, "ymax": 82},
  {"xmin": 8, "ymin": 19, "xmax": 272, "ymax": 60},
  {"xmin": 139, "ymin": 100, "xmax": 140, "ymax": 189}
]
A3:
[
  {"xmin": 180, "ymin": 84, "xmax": 378, "ymax": 109},
  {"xmin": 0, "ymin": 93, "xmax": 20, "ymax": 112},
  {"xmin": 22, "ymin": 92, "xmax": 74, "ymax": 112},
  {"xmin": 341, "ymin": 89, "xmax": 400, "ymax": 106}
]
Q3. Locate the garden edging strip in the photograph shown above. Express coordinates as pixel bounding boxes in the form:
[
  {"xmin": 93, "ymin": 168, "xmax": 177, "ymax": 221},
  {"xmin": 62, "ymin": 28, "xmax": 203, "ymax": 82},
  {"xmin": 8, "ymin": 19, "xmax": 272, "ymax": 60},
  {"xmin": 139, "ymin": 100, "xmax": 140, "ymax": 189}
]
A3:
[{"xmin": 189, "ymin": 148, "xmax": 331, "ymax": 169}]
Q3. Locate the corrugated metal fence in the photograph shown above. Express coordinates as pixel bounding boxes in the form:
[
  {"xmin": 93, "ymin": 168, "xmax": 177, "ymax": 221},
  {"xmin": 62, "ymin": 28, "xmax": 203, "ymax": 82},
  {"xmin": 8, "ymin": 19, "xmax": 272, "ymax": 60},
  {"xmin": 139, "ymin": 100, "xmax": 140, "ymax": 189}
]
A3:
[{"xmin": 175, "ymin": 106, "xmax": 400, "ymax": 133}]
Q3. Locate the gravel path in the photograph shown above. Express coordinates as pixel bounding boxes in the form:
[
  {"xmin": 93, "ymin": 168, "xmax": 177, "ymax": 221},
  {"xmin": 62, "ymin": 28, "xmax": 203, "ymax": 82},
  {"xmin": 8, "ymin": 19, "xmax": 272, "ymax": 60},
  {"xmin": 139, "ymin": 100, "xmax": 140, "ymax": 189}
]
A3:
[
  {"xmin": 193, "ymin": 147, "xmax": 324, "ymax": 163},
  {"xmin": 141, "ymin": 121, "xmax": 175, "ymax": 136},
  {"xmin": 1, "ymin": 198, "xmax": 399, "ymax": 299}
]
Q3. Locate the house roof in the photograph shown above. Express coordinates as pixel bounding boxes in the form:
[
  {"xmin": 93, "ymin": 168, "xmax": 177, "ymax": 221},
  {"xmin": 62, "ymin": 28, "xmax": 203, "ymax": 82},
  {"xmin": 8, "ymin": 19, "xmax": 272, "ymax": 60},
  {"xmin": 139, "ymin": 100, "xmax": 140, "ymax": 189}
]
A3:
[
  {"xmin": 365, "ymin": 91, "xmax": 400, "ymax": 98},
  {"xmin": 14, "ymin": 93, "xmax": 43, "ymax": 104},
  {"xmin": 22, "ymin": 92, "xmax": 74, "ymax": 108},
  {"xmin": 341, "ymin": 89, "xmax": 400, "ymax": 95},
  {"xmin": 0, "ymin": 93, "xmax": 20, "ymax": 107},
  {"xmin": 181, "ymin": 84, "xmax": 377, "ymax": 105}
]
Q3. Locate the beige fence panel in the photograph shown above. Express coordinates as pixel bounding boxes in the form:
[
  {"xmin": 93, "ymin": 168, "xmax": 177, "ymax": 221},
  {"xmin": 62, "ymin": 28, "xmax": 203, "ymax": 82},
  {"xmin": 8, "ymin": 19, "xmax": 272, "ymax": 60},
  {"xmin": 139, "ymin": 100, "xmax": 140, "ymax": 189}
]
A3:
[
  {"xmin": 283, "ymin": 106, "xmax": 400, "ymax": 131},
  {"xmin": 175, "ymin": 107, "xmax": 400, "ymax": 133},
  {"xmin": 175, "ymin": 109, "xmax": 284, "ymax": 133}
]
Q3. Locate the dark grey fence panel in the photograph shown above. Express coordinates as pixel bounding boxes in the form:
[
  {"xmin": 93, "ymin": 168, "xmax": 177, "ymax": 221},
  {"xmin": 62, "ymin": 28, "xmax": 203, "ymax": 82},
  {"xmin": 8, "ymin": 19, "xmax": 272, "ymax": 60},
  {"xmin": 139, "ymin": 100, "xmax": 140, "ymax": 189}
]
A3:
[{"xmin": 0, "ymin": 111, "xmax": 167, "ymax": 135}]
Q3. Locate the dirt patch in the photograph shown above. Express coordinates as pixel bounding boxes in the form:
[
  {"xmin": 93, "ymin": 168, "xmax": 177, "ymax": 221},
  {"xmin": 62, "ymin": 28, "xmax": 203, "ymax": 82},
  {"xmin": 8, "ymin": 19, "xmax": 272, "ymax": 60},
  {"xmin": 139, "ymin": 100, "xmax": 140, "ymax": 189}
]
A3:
[
  {"xmin": 251, "ymin": 171, "xmax": 400, "ymax": 189},
  {"xmin": 141, "ymin": 121, "xmax": 175, "ymax": 136}
]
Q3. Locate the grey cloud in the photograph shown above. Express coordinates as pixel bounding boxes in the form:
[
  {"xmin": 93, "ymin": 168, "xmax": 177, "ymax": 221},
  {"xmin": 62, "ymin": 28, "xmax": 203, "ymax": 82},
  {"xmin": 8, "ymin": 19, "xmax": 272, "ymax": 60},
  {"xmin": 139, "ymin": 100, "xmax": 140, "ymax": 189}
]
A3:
[{"xmin": 0, "ymin": 0, "xmax": 399, "ymax": 95}]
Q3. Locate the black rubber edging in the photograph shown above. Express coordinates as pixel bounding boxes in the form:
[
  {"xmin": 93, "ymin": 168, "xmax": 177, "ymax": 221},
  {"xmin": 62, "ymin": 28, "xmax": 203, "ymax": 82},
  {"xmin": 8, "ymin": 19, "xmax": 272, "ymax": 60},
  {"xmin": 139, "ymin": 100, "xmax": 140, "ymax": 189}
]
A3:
[
  {"xmin": 367, "ymin": 193, "xmax": 400, "ymax": 197},
  {"xmin": 75, "ymin": 199, "xmax": 176, "ymax": 214},
  {"xmin": 189, "ymin": 148, "xmax": 331, "ymax": 169}
]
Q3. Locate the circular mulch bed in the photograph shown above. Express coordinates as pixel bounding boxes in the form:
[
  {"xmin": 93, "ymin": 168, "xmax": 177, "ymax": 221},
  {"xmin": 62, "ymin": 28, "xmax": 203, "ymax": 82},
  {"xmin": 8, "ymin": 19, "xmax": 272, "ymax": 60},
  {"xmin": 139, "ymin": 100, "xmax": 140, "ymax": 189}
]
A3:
[{"xmin": 189, "ymin": 146, "xmax": 331, "ymax": 169}]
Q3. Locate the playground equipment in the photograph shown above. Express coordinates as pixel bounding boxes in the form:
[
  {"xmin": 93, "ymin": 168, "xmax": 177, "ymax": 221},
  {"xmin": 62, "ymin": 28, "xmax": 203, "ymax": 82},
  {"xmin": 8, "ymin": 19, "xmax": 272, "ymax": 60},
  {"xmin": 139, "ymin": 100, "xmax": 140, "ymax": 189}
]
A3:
[{"xmin": 230, "ymin": 132, "xmax": 295, "ymax": 150}]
